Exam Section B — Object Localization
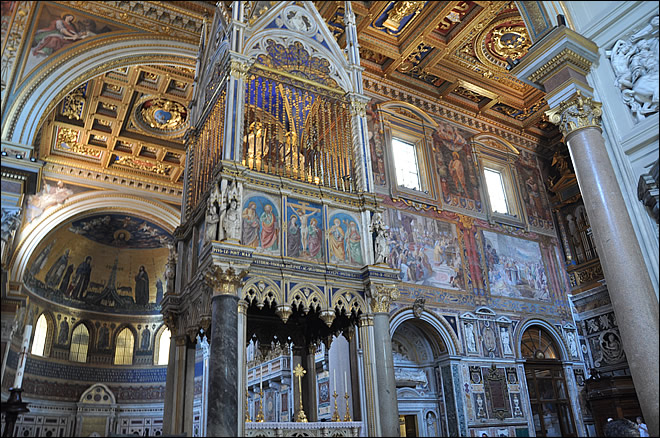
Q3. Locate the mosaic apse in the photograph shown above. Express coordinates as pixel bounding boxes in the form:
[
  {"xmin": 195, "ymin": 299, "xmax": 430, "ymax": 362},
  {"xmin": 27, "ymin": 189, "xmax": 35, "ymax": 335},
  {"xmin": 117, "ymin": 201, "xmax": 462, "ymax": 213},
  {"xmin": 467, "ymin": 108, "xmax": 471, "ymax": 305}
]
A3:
[{"xmin": 24, "ymin": 214, "xmax": 172, "ymax": 314}]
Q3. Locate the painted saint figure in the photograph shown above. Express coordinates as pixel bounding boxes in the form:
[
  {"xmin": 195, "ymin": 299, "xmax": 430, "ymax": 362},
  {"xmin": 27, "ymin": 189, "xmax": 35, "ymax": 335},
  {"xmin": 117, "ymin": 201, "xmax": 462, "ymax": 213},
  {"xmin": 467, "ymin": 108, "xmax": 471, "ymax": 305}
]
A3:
[
  {"xmin": 59, "ymin": 264, "xmax": 74, "ymax": 296},
  {"xmin": 32, "ymin": 14, "xmax": 82, "ymax": 57},
  {"xmin": 57, "ymin": 317, "xmax": 69, "ymax": 345},
  {"xmin": 44, "ymin": 249, "xmax": 70, "ymax": 289},
  {"xmin": 241, "ymin": 201, "xmax": 260, "ymax": 247},
  {"xmin": 259, "ymin": 204, "xmax": 278, "ymax": 251},
  {"xmin": 328, "ymin": 218, "xmax": 345, "ymax": 262},
  {"xmin": 307, "ymin": 218, "xmax": 322, "ymax": 260},
  {"xmin": 141, "ymin": 328, "xmax": 151, "ymax": 350},
  {"xmin": 344, "ymin": 221, "xmax": 363, "ymax": 264},
  {"xmin": 135, "ymin": 265, "xmax": 150, "ymax": 305},
  {"xmin": 71, "ymin": 256, "xmax": 92, "ymax": 300},
  {"xmin": 287, "ymin": 215, "xmax": 302, "ymax": 257},
  {"xmin": 449, "ymin": 151, "xmax": 467, "ymax": 195}
]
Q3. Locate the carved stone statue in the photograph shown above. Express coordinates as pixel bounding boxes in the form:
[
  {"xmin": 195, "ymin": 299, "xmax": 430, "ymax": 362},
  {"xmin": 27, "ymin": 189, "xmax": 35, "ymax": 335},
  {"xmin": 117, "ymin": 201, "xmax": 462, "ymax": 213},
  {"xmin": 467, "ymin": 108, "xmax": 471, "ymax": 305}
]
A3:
[
  {"xmin": 394, "ymin": 367, "xmax": 428, "ymax": 388},
  {"xmin": 370, "ymin": 212, "xmax": 389, "ymax": 264},
  {"xmin": 205, "ymin": 183, "xmax": 221, "ymax": 242},
  {"xmin": 1, "ymin": 208, "xmax": 22, "ymax": 266},
  {"xmin": 223, "ymin": 179, "xmax": 242, "ymax": 241},
  {"xmin": 164, "ymin": 241, "xmax": 177, "ymax": 295},
  {"xmin": 412, "ymin": 297, "xmax": 426, "ymax": 318},
  {"xmin": 608, "ymin": 15, "xmax": 659, "ymax": 122}
]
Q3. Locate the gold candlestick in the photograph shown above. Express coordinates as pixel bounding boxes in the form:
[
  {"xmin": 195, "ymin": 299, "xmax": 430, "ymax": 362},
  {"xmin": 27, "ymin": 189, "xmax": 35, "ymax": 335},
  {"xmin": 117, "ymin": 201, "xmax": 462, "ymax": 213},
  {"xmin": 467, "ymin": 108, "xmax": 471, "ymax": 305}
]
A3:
[
  {"xmin": 255, "ymin": 389, "xmax": 265, "ymax": 422},
  {"xmin": 343, "ymin": 392, "xmax": 351, "ymax": 421},
  {"xmin": 293, "ymin": 364, "xmax": 308, "ymax": 422},
  {"xmin": 245, "ymin": 388, "xmax": 251, "ymax": 422},
  {"xmin": 331, "ymin": 390, "xmax": 341, "ymax": 422}
]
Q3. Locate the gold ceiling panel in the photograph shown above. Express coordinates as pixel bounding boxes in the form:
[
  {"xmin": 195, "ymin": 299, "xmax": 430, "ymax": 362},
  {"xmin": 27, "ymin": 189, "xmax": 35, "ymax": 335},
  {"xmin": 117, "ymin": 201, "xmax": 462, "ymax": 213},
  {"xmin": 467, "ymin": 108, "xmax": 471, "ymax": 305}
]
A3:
[{"xmin": 41, "ymin": 63, "xmax": 194, "ymax": 185}]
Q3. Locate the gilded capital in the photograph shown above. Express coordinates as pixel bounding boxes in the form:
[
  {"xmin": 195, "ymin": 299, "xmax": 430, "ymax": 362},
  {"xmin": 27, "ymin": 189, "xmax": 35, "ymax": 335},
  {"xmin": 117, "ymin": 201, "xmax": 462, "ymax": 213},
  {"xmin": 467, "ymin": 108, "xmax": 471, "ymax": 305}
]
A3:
[
  {"xmin": 204, "ymin": 265, "xmax": 248, "ymax": 296},
  {"xmin": 230, "ymin": 59, "xmax": 250, "ymax": 81},
  {"xmin": 369, "ymin": 284, "xmax": 400, "ymax": 313},
  {"xmin": 545, "ymin": 90, "xmax": 602, "ymax": 137},
  {"xmin": 350, "ymin": 98, "xmax": 367, "ymax": 118}
]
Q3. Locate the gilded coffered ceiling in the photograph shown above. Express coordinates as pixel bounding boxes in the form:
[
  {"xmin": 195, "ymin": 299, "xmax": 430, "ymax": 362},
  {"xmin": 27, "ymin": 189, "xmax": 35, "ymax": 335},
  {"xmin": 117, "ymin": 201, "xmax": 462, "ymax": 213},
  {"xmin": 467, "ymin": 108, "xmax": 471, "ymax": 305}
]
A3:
[
  {"xmin": 40, "ymin": 64, "xmax": 194, "ymax": 185},
  {"xmin": 37, "ymin": 1, "xmax": 557, "ymax": 197}
]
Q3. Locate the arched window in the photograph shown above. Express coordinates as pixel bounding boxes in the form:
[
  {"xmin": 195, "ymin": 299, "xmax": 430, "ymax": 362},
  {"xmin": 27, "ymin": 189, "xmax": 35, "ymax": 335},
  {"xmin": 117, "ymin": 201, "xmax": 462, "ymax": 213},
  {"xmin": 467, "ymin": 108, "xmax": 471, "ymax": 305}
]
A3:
[
  {"xmin": 520, "ymin": 327, "xmax": 559, "ymax": 360},
  {"xmin": 114, "ymin": 328, "xmax": 134, "ymax": 365},
  {"xmin": 155, "ymin": 327, "xmax": 171, "ymax": 365},
  {"xmin": 31, "ymin": 314, "xmax": 48, "ymax": 356},
  {"xmin": 69, "ymin": 324, "xmax": 90, "ymax": 363}
]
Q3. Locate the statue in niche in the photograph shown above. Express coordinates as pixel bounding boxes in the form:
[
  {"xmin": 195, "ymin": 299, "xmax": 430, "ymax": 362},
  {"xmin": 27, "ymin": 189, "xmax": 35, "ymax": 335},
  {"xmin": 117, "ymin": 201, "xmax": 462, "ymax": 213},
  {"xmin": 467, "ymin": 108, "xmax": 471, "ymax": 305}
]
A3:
[
  {"xmin": 465, "ymin": 322, "xmax": 477, "ymax": 352},
  {"xmin": 476, "ymin": 393, "xmax": 486, "ymax": 417},
  {"xmin": 426, "ymin": 412, "xmax": 437, "ymax": 436},
  {"xmin": 566, "ymin": 331, "xmax": 578, "ymax": 358},
  {"xmin": 205, "ymin": 183, "xmax": 221, "ymax": 243},
  {"xmin": 600, "ymin": 330, "xmax": 625, "ymax": 363},
  {"xmin": 1, "ymin": 208, "xmax": 21, "ymax": 266},
  {"xmin": 512, "ymin": 394, "xmax": 523, "ymax": 417},
  {"xmin": 165, "ymin": 242, "xmax": 177, "ymax": 295},
  {"xmin": 608, "ymin": 15, "xmax": 659, "ymax": 121},
  {"xmin": 223, "ymin": 180, "xmax": 242, "ymax": 241},
  {"xmin": 371, "ymin": 212, "xmax": 389, "ymax": 264},
  {"xmin": 500, "ymin": 327, "xmax": 513, "ymax": 355}
]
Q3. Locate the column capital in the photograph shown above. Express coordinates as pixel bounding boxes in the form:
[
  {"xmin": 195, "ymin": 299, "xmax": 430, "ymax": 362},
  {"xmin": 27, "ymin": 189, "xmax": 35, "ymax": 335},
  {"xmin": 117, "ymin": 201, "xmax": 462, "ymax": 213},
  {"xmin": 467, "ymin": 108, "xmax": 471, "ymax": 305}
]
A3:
[
  {"xmin": 204, "ymin": 265, "xmax": 248, "ymax": 296},
  {"xmin": 511, "ymin": 25, "xmax": 599, "ymax": 109},
  {"xmin": 545, "ymin": 90, "xmax": 603, "ymax": 138},
  {"xmin": 367, "ymin": 283, "xmax": 400, "ymax": 314}
]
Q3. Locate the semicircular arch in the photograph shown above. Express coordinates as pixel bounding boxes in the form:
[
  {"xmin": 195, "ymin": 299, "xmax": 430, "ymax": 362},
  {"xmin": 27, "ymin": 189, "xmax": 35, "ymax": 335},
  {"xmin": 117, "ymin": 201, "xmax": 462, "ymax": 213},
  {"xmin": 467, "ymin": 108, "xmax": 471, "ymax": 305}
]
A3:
[
  {"xmin": 390, "ymin": 308, "xmax": 460, "ymax": 356},
  {"xmin": 514, "ymin": 318, "xmax": 570, "ymax": 361},
  {"xmin": 9, "ymin": 191, "xmax": 179, "ymax": 287},
  {"xmin": 3, "ymin": 34, "xmax": 198, "ymax": 146}
]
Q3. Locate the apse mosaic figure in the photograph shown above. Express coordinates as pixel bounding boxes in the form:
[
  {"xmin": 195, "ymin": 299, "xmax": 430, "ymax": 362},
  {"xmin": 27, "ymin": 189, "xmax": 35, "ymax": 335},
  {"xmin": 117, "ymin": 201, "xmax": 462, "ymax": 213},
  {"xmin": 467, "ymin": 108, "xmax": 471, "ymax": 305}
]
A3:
[
  {"xmin": 482, "ymin": 230, "xmax": 550, "ymax": 301},
  {"xmin": 286, "ymin": 200, "xmax": 323, "ymax": 261},
  {"xmin": 382, "ymin": 208, "xmax": 464, "ymax": 290},
  {"xmin": 25, "ymin": 214, "xmax": 171, "ymax": 314},
  {"xmin": 327, "ymin": 212, "xmax": 363, "ymax": 266},
  {"xmin": 239, "ymin": 195, "xmax": 280, "ymax": 253}
]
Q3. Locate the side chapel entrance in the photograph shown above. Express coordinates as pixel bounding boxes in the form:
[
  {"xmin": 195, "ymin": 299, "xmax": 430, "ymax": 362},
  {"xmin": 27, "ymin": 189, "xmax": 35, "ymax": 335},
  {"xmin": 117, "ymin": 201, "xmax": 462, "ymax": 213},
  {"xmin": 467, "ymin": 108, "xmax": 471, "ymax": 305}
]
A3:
[{"xmin": 521, "ymin": 326, "xmax": 577, "ymax": 437}]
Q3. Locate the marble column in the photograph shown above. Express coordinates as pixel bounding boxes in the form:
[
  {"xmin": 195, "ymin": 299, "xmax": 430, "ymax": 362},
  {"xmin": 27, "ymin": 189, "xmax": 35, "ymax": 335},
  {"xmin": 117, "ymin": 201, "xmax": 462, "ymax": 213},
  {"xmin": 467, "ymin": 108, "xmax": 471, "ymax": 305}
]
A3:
[
  {"xmin": 237, "ymin": 300, "xmax": 248, "ymax": 436},
  {"xmin": 512, "ymin": 25, "xmax": 659, "ymax": 435},
  {"xmin": 303, "ymin": 345, "xmax": 318, "ymax": 422},
  {"xmin": 162, "ymin": 334, "xmax": 196, "ymax": 436},
  {"xmin": 357, "ymin": 315, "xmax": 379, "ymax": 436},
  {"xmin": 369, "ymin": 284, "xmax": 400, "ymax": 437},
  {"xmin": 204, "ymin": 265, "xmax": 247, "ymax": 437},
  {"xmin": 555, "ymin": 112, "xmax": 659, "ymax": 434}
]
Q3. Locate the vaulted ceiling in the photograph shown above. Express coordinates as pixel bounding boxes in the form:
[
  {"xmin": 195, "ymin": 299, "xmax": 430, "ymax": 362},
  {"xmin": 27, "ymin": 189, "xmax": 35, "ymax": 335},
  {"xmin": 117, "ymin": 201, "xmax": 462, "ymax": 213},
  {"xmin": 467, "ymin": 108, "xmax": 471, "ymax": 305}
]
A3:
[{"xmin": 40, "ymin": 1, "xmax": 558, "ymax": 197}]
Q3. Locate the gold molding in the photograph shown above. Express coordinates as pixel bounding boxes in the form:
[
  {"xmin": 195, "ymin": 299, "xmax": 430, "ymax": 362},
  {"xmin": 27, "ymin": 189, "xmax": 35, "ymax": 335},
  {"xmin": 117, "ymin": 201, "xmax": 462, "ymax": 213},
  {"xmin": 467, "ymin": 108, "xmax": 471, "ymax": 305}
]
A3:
[
  {"xmin": 526, "ymin": 48, "xmax": 592, "ymax": 85},
  {"xmin": 545, "ymin": 90, "xmax": 602, "ymax": 137},
  {"xmin": 369, "ymin": 283, "xmax": 400, "ymax": 313},
  {"xmin": 204, "ymin": 265, "xmax": 249, "ymax": 296}
]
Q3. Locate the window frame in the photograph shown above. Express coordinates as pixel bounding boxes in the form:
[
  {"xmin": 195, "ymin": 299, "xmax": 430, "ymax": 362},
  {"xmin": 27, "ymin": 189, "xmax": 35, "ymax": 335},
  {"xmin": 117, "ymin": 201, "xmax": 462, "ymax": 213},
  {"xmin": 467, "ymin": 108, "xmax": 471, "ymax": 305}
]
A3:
[
  {"xmin": 69, "ymin": 323, "xmax": 90, "ymax": 363},
  {"xmin": 379, "ymin": 101, "xmax": 438, "ymax": 205},
  {"xmin": 473, "ymin": 135, "xmax": 525, "ymax": 227},
  {"xmin": 30, "ymin": 312, "xmax": 54, "ymax": 357},
  {"xmin": 154, "ymin": 325, "xmax": 171, "ymax": 366},
  {"xmin": 113, "ymin": 326, "xmax": 135, "ymax": 365}
]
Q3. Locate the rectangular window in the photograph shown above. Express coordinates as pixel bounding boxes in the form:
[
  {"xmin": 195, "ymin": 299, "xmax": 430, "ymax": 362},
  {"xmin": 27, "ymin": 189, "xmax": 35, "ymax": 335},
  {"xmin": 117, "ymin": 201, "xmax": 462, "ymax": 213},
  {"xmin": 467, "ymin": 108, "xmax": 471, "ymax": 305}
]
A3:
[
  {"xmin": 484, "ymin": 167, "xmax": 509, "ymax": 214},
  {"xmin": 392, "ymin": 137, "xmax": 421, "ymax": 190}
]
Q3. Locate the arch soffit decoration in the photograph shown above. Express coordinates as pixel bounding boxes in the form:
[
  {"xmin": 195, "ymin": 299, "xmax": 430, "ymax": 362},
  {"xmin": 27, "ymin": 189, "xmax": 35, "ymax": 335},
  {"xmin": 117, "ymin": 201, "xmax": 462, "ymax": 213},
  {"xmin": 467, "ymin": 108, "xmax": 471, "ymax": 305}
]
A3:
[
  {"xmin": 3, "ymin": 34, "xmax": 198, "ymax": 145},
  {"xmin": 9, "ymin": 191, "xmax": 179, "ymax": 286},
  {"xmin": 378, "ymin": 100, "xmax": 439, "ymax": 128},
  {"xmin": 514, "ymin": 317, "xmax": 570, "ymax": 362},
  {"xmin": 243, "ymin": 3, "xmax": 353, "ymax": 92},
  {"xmin": 390, "ymin": 308, "xmax": 460, "ymax": 356}
]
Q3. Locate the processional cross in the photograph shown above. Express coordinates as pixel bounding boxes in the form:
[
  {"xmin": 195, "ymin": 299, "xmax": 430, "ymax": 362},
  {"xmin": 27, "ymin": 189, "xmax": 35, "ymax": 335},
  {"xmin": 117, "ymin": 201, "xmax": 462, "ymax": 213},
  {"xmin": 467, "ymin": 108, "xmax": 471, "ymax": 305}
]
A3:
[{"xmin": 293, "ymin": 363, "xmax": 308, "ymax": 422}]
